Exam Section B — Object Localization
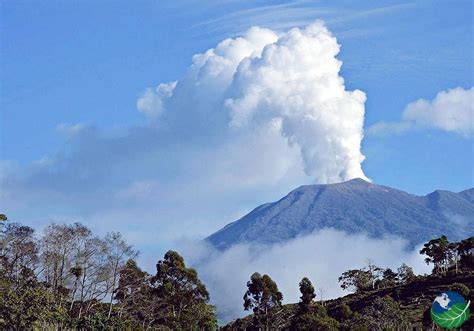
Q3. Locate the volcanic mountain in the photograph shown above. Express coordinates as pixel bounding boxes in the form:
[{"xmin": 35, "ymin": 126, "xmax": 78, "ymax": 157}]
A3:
[{"xmin": 206, "ymin": 178, "xmax": 474, "ymax": 250}]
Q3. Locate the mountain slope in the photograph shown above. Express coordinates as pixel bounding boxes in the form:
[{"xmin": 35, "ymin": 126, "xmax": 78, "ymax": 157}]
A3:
[
  {"xmin": 207, "ymin": 179, "xmax": 474, "ymax": 249},
  {"xmin": 222, "ymin": 273, "xmax": 474, "ymax": 330}
]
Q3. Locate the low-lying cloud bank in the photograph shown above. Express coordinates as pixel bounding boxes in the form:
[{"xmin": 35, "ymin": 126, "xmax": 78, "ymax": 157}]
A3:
[
  {"xmin": 368, "ymin": 86, "xmax": 474, "ymax": 138},
  {"xmin": 180, "ymin": 228, "xmax": 431, "ymax": 322}
]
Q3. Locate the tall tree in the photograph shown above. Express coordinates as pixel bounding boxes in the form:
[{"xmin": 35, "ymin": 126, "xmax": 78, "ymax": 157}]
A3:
[
  {"xmin": 40, "ymin": 223, "xmax": 77, "ymax": 295},
  {"xmin": 338, "ymin": 269, "xmax": 373, "ymax": 293},
  {"xmin": 151, "ymin": 250, "xmax": 216, "ymax": 329},
  {"xmin": 115, "ymin": 259, "xmax": 154, "ymax": 328},
  {"xmin": 420, "ymin": 235, "xmax": 452, "ymax": 275},
  {"xmin": 298, "ymin": 277, "xmax": 316, "ymax": 313},
  {"xmin": 396, "ymin": 263, "xmax": 415, "ymax": 284},
  {"xmin": 0, "ymin": 223, "xmax": 38, "ymax": 281},
  {"xmin": 457, "ymin": 236, "xmax": 473, "ymax": 272},
  {"xmin": 243, "ymin": 272, "xmax": 283, "ymax": 330},
  {"xmin": 376, "ymin": 268, "xmax": 398, "ymax": 288},
  {"xmin": 291, "ymin": 277, "xmax": 339, "ymax": 330},
  {"xmin": 102, "ymin": 232, "xmax": 137, "ymax": 319}
]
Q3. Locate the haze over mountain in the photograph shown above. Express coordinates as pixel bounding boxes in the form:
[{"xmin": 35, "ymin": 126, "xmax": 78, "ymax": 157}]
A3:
[{"xmin": 207, "ymin": 178, "xmax": 474, "ymax": 250}]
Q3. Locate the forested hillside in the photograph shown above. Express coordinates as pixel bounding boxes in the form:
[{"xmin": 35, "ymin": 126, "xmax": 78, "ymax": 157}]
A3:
[
  {"xmin": 1, "ymin": 213, "xmax": 472, "ymax": 330},
  {"xmin": 223, "ymin": 272, "xmax": 474, "ymax": 330}
]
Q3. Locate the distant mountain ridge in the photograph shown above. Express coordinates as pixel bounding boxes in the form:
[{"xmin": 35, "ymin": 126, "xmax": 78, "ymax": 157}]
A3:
[{"xmin": 207, "ymin": 179, "xmax": 474, "ymax": 250}]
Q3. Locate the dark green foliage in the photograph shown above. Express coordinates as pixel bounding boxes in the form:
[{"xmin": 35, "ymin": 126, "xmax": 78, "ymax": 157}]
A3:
[
  {"xmin": 338, "ymin": 269, "xmax": 373, "ymax": 293},
  {"xmin": 298, "ymin": 277, "xmax": 316, "ymax": 310},
  {"xmin": 396, "ymin": 263, "xmax": 415, "ymax": 284},
  {"xmin": 420, "ymin": 235, "xmax": 452, "ymax": 275},
  {"xmin": 339, "ymin": 302, "xmax": 352, "ymax": 320},
  {"xmin": 457, "ymin": 236, "xmax": 473, "ymax": 271},
  {"xmin": 151, "ymin": 250, "xmax": 217, "ymax": 329},
  {"xmin": 114, "ymin": 259, "xmax": 156, "ymax": 328},
  {"xmin": 243, "ymin": 272, "xmax": 283, "ymax": 330},
  {"xmin": 291, "ymin": 278, "xmax": 339, "ymax": 330},
  {"xmin": 344, "ymin": 296, "xmax": 408, "ymax": 330},
  {"xmin": 0, "ymin": 266, "xmax": 67, "ymax": 329},
  {"xmin": 375, "ymin": 268, "xmax": 397, "ymax": 289},
  {"xmin": 340, "ymin": 261, "xmax": 418, "ymax": 295},
  {"xmin": 449, "ymin": 282, "xmax": 470, "ymax": 297}
]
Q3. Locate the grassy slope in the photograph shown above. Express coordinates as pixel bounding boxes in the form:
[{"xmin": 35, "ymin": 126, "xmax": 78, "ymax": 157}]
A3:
[{"xmin": 223, "ymin": 272, "xmax": 474, "ymax": 330}]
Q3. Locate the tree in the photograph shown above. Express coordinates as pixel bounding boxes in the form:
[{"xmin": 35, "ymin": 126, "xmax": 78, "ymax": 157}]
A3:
[
  {"xmin": 40, "ymin": 223, "xmax": 78, "ymax": 295},
  {"xmin": 457, "ymin": 236, "xmax": 473, "ymax": 271},
  {"xmin": 151, "ymin": 250, "xmax": 216, "ymax": 329},
  {"xmin": 1, "ymin": 220, "xmax": 221, "ymax": 330},
  {"xmin": 243, "ymin": 272, "xmax": 283, "ymax": 330},
  {"xmin": 339, "ymin": 302, "xmax": 352, "ymax": 321},
  {"xmin": 376, "ymin": 268, "xmax": 398, "ymax": 288},
  {"xmin": 68, "ymin": 225, "xmax": 109, "ymax": 318},
  {"xmin": 115, "ymin": 259, "xmax": 155, "ymax": 328},
  {"xmin": 347, "ymin": 296, "xmax": 408, "ymax": 330},
  {"xmin": 338, "ymin": 261, "xmax": 385, "ymax": 293},
  {"xmin": 338, "ymin": 269, "xmax": 373, "ymax": 293},
  {"xmin": 0, "ymin": 265, "xmax": 66, "ymax": 329},
  {"xmin": 420, "ymin": 236, "xmax": 452, "ymax": 275},
  {"xmin": 298, "ymin": 277, "xmax": 316, "ymax": 313},
  {"xmin": 396, "ymin": 263, "xmax": 415, "ymax": 284},
  {"xmin": 291, "ymin": 277, "xmax": 339, "ymax": 330},
  {"xmin": 102, "ymin": 232, "xmax": 137, "ymax": 319},
  {"xmin": 0, "ymin": 223, "xmax": 38, "ymax": 281}
]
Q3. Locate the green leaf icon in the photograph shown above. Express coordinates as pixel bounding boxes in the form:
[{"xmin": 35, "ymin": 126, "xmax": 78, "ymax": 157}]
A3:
[{"xmin": 431, "ymin": 301, "xmax": 471, "ymax": 329}]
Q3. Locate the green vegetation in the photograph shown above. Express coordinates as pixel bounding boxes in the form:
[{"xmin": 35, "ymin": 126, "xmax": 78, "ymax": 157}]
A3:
[
  {"xmin": 0, "ymin": 215, "xmax": 216, "ymax": 330},
  {"xmin": 1, "ymin": 213, "xmax": 472, "ymax": 330},
  {"xmin": 224, "ymin": 235, "xmax": 473, "ymax": 330},
  {"xmin": 243, "ymin": 272, "xmax": 283, "ymax": 329}
]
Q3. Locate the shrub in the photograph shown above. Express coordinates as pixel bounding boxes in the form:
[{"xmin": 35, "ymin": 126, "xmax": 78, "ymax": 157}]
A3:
[{"xmin": 449, "ymin": 283, "xmax": 470, "ymax": 297}]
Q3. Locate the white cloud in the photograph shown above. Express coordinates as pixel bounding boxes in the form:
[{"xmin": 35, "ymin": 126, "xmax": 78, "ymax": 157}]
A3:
[
  {"xmin": 366, "ymin": 121, "xmax": 413, "ymax": 136},
  {"xmin": 403, "ymin": 87, "xmax": 474, "ymax": 137},
  {"xmin": 56, "ymin": 123, "xmax": 88, "ymax": 136},
  {"xmin": 137, "ymin": 81, "xmax": 177, "ymax": 118},
  {"xmin": 368, "ymin": 87, "xmax": 474, "ymax": 138},
  {"xmin": 180, "ymin": 228, "xmax": 431, "ymax": 322},
  {"xmin": 144, "ymin": 21, "xmax": 368, "ymax": 183}
]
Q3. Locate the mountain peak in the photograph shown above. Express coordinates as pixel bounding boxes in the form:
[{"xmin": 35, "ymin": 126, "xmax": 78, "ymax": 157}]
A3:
[
  {"xmin": 206, "ymin": 181, "xmax": 474, "ymax": 250},
  {"xmin": 346, "ymin": 177, "xmax": 370, "ymax": 184}
]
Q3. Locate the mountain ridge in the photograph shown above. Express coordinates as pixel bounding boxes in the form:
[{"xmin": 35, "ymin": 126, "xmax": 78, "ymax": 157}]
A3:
[{"xmin": 206, "ymin": 178, "xmax": 474, "ymax": 250}]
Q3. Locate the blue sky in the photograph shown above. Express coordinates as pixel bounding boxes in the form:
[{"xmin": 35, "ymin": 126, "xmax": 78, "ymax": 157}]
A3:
[{"xmin": 1, "ymin": 0, "xmax": 473, "ymax": 264}]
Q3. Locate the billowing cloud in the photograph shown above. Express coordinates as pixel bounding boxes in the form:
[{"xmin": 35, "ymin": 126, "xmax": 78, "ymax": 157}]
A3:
[
  {"xmin": 137, "ymin": 82, "xmax": 177, "ymax": 118},
  {"xmin": 180, "ymin": 228, "xmax": 431, "ymax": 322},
  {"xmin": 146, "ymin": 21, "xmax": 368, "ymax": 183},
  {"xmin": 367, "ymin": 87, "xmax": 474, "ymax": 138}
]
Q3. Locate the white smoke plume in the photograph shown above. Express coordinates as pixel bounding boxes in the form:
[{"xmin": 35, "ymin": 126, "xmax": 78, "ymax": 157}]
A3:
[
  {"xmin": 180, "ymin": 229, "xmax": 431, "ymax": 323},
  {"xmin": 139, "ymin": 21, "xmax": 367, "ymax": 184}
]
